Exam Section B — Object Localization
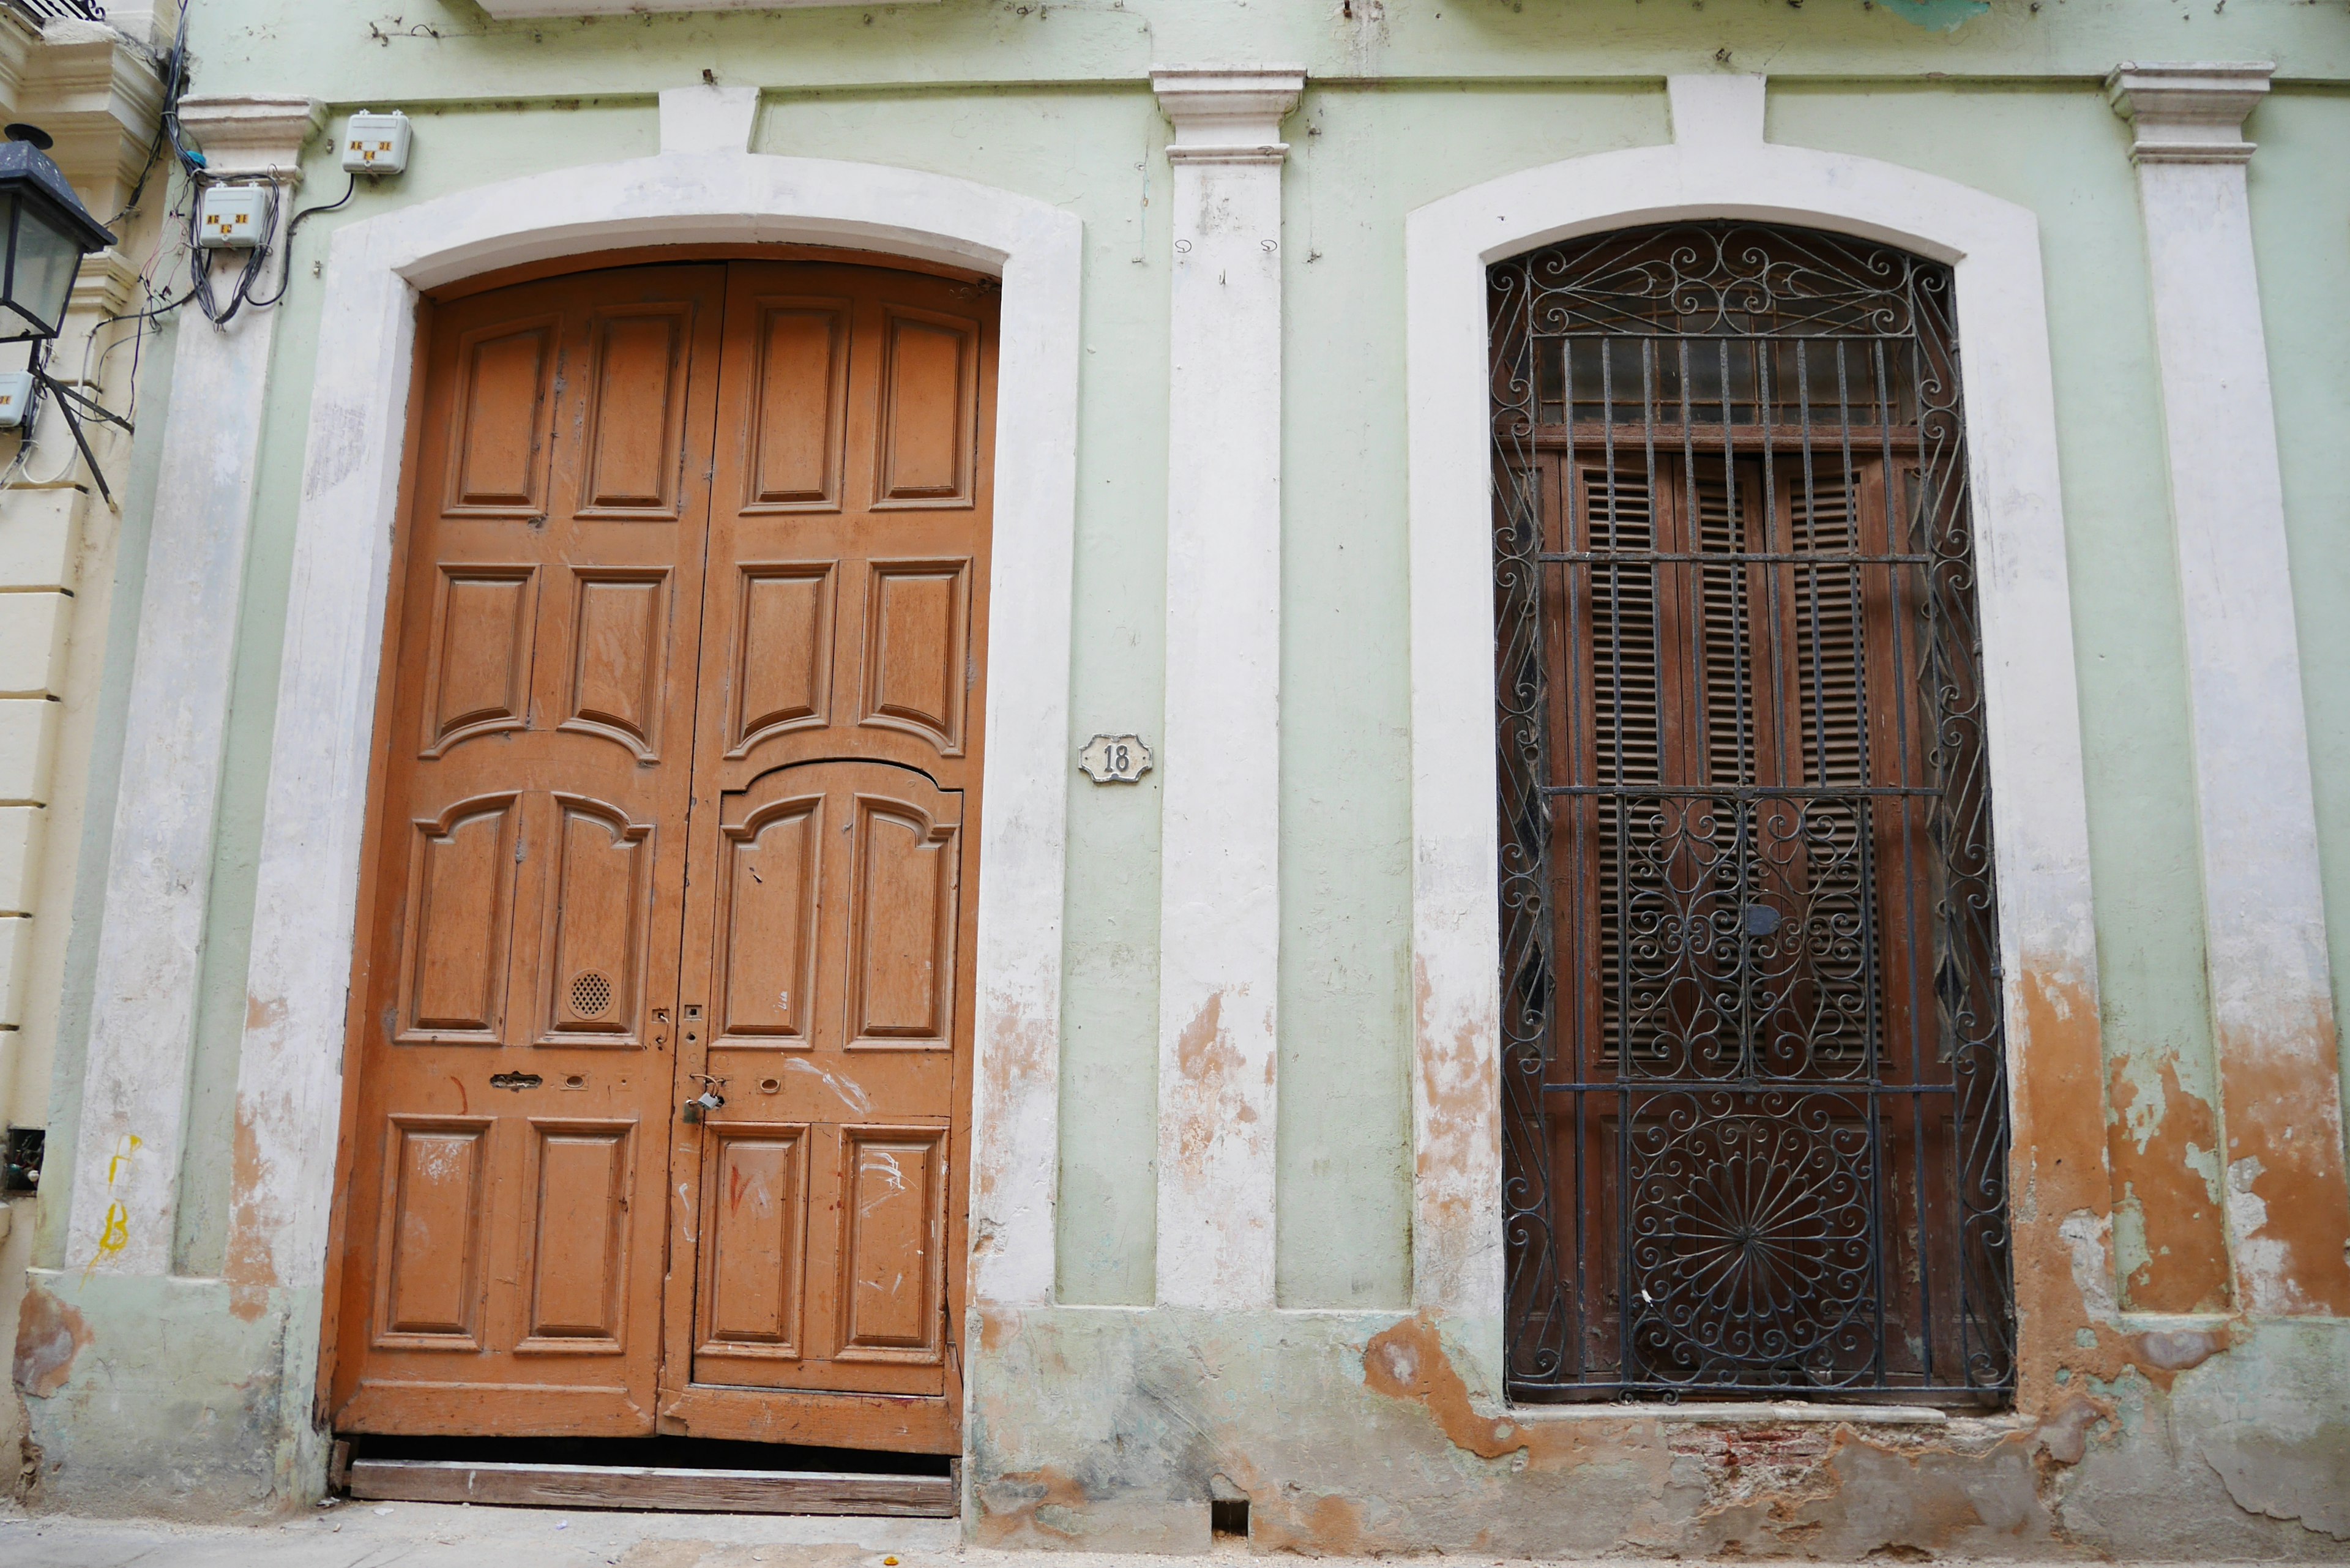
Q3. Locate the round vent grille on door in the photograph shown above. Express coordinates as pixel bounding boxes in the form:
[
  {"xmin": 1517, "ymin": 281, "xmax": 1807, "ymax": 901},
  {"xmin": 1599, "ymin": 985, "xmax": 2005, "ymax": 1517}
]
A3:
[{"xmin": 569, "ymin": 971, "xmax": 614, "ymax": 1020}]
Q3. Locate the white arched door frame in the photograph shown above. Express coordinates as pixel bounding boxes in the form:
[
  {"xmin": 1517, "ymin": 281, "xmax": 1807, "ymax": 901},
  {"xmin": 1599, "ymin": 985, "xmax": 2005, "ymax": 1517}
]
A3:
[
  {"xmin": 1403, "ymin": 76, "xmax": 2107, "ymax": 1398},
  {"xmin": 226, "ymin": 145, "xmax": 1081, "ymax": 1422}
]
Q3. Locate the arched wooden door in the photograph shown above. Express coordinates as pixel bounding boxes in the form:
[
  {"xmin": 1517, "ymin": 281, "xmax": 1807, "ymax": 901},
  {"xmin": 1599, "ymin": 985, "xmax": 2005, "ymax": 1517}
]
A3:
[{"xmin": 330, "ymin": 258, "xmax": 994, "ymax": 1455}]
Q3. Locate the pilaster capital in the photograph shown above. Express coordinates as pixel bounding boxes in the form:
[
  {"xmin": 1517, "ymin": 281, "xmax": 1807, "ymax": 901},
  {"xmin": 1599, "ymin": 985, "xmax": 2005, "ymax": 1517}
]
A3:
[
  {"xmin": 174, "ymin": 94, "xmax": 325, "ymax": 184},
  {"xmin": 2106, "ymin": 62, "xmax": 2272, "ymax": 166},
  {"xmin": 1151, "ymin": 65, "xmax": 1306, "ymax": 167}
]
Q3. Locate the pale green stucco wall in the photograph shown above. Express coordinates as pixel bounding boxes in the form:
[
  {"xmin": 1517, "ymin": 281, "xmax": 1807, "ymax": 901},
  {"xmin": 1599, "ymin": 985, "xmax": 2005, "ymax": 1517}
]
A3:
[
  {"xmin": 17, "ymin": 0, "xmax": 2350, "ymax": 1545},
  {"xmin": 2246, "ymin": 84, "xmax": 2350, "ymax": 1136},
  {"xmin": 34, "ymin": 0, "xmax": 2350, "ymax": 1323}
]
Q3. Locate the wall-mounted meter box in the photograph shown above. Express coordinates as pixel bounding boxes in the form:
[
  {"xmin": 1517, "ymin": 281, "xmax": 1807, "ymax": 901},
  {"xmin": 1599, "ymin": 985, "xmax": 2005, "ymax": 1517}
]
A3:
[
  {"xmin": 341, "ymin": 111, "xmax": 412, "ymax": 174},
  {"xmin": 0, "ymin": 370, "xmax": 33, "ymax": 429},
  {"xmin": 198, "ymin": 185, "xmax": 268, "ymax": 248}
]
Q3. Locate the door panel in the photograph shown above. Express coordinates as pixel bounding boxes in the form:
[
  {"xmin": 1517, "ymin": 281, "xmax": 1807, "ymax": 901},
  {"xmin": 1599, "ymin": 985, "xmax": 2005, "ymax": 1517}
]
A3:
[
  {"xmin": 520, "ymin": 1121, "xmax": 637, "ymax": 1350},
  {"xmin": 670, "ymin": 762, "xmax": 964, "ymax": 1414},
  {"xmin": 336, "ymin": 257, "xmax": 991, "ymax": 1455},
  {"xmin": 698, "ymin": 1126, "xmax": 811, "ymax": 1354},
  {"xmin": 375, "ymin": 1118, "xmax": 492, "ymax": 1348},
  {"xmin": 334, "ymin": 265, "xmax": 726, "ymax": 1435},
  {"xmin": 661, "ymin": 263, "xmax": 993, "ymax": 1452}
]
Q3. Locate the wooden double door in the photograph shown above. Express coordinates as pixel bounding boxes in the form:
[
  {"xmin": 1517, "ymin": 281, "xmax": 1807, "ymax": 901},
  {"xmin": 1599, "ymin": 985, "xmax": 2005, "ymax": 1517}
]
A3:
[{"xmin": 329, "ymin": 258, "xmax": 994, "ymax": 1452}]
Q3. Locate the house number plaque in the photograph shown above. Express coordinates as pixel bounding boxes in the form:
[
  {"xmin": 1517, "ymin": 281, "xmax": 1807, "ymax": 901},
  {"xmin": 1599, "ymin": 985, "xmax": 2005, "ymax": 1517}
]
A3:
[{"xmin": 1079, "ymin": 733, "xmax": 1154, "ymax": 784}]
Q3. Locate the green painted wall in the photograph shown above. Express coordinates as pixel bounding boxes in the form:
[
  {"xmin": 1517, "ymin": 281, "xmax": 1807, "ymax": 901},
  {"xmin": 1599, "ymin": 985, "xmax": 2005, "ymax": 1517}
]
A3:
[
  {"xmin": 40, "ymin": 0, "xmax": 2347, "ymax": 1312},
  {"xmin": 2245, "ymin": 84, "xmax": 2350, "ymax": 1134},
  {"xmin": 189, "ymin": 0, "xmax": 2350, "ymax": 102}
]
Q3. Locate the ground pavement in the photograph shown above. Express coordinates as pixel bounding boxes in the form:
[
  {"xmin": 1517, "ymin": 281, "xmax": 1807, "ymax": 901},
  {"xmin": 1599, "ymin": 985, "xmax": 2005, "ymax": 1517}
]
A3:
[{"xmin": 2, "ymin": 1509, "xmax": 2334, "ymax": 1568}]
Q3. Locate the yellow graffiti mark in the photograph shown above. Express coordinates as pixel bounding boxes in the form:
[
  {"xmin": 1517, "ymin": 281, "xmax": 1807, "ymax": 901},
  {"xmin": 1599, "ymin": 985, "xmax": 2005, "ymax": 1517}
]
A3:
[
  {"xmin": 80, "ymin": 1201, "xmax": 130, "ymax": 1283},
  {"xmin": 80, "ymin": 1133, "xmax": 143, "ymax": 1283}
]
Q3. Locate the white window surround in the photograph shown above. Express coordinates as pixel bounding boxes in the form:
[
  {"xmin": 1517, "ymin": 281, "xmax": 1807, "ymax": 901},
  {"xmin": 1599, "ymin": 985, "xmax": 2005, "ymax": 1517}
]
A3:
[
  {"xmin": 1403, "ymin": 75, "xmax": 2106, "ymax": 1381},
  {"xmin": 222, "ymin": 121, "xmax": 1083, "ymax": 1361}
]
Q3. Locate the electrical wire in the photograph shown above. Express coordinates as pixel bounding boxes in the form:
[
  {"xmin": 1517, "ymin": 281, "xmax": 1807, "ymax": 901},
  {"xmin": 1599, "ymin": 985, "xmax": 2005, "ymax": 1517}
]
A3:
[
  {"xmin": 100, "ymin": 4, "xmax": 190, "ymax": 229},
  {"xmin": 242, "ymin": 173, "xmax": 358, "ymax": 310},
  {"xmin": 2, "ymin": 6, "xmax": 361, "ymax": 498}
]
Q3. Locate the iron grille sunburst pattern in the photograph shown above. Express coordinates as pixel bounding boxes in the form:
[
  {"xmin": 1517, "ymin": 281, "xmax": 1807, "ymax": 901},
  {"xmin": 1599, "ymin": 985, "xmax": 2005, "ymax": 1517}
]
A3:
[{"xmin": 1492, "ymin": 223, "xmax": 2014, "ymax": 1403}]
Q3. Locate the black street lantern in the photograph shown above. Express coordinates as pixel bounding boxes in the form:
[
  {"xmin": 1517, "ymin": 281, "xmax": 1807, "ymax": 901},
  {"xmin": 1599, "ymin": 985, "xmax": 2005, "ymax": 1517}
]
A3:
[{"xmin": 0, "ymin": 124, "xmax": 116, "ymax": 343}]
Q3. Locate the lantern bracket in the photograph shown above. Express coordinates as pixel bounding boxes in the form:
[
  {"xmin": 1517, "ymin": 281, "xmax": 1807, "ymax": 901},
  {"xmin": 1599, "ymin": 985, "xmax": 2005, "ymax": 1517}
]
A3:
[{"xmin": 17, "ymin": 338, "xmax": 132, "ymax": 505}]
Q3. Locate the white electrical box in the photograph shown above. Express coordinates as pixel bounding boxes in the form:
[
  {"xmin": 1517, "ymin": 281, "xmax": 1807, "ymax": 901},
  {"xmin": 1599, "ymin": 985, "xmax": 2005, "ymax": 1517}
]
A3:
[
  {"xmin": 0, "ymin": 370, "xmax": 32, "ymax": 429},
  {"xmin": 341, "ymin": 111, "xmax": 412, "ymax": 174},
  {"xmin": 198, "ymin": 184, "xmax": 268, "ymax": 249}
]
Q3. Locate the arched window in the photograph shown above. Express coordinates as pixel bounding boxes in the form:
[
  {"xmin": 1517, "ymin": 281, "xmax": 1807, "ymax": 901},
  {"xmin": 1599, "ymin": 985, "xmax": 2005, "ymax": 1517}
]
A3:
[{"xmin": 1491, "ymin": 223, "xmax": 2012, "ymax": 1403}]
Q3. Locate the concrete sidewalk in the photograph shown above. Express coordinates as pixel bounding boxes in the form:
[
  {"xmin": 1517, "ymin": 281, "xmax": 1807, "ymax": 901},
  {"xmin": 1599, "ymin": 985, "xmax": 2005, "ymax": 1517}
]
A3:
[
  {"xmin": 0, "ymin": 1501, "xmax": 957, "ymax": 1567},
  {"xmin": 0, "ymin": 1508, "xmax": 2330, "ymax": 1568}
]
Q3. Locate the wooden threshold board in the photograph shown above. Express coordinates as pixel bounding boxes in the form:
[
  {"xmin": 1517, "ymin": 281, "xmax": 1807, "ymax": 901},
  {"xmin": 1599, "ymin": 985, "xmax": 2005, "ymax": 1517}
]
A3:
[{"xmin": 346, "ymin": 1457, "xmax": 958, "ymax": 1517}]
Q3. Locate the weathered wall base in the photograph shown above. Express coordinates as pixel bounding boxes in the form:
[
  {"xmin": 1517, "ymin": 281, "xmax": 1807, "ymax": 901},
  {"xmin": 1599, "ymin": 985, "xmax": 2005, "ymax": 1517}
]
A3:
[
  {"xmin": 969, "ymin": 1307, "xmax": 2350, "ymax": 1558},
  {"xmin": 8, "ymin": 1272, "xmax": 323, "ymax": 1519}
]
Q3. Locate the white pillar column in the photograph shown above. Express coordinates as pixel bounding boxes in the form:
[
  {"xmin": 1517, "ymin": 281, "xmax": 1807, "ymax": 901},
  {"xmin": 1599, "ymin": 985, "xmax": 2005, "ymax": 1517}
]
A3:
[
  {"xmin": 64, "ymin": 95, "xmax": 322, "ymax": 1275},
  {"xmin": 1150, "ymin": 65, "xmax": 1301, "ymax": 1310},
  {"xmin": 2109, "ymin": 63, "xmax": 2350, "ymax": 1316}
]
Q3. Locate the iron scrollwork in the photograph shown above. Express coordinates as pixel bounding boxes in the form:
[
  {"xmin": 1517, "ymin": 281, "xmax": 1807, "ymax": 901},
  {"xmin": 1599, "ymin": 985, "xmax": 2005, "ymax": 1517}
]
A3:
[{"xmin": 1493, "ymin": 223, "xmax": 2014, "ymax": 1405}]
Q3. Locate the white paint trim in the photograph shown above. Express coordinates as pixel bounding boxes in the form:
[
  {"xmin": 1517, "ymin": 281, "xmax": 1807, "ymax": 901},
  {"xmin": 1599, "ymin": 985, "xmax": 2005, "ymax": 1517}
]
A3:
[
  {"xmin": 62, "ymin": 95, "xmax": 322, "ymax": 1274},
  {"xmin": 225, "ymin": 152, "xmax": 1080, "ymax": 1327},
  {"xmin": 1665, "ymin": 73, "xmax": 1765, "ymax": 147},
  {"xmin": 1150, "ymin": 65, "xmax": 1302, "ymax": 1311},
  {"xmin": 658, "ymin": 83, "xmax": 759, "ymax": 156},
  {"xmin": 1403, "ymin": 77, "xmax": 2103, "ymax": 1375},
  {"xmin": 2109, "ymin": 61, "xmax": 2350, "ymax": 1315}
]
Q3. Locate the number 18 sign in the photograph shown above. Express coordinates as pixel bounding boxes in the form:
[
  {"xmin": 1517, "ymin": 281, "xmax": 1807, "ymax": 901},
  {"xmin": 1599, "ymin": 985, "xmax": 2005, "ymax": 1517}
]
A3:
[{"xmin": 1078, "ymin": 733, "xmax": 1154, "ymax": 785}]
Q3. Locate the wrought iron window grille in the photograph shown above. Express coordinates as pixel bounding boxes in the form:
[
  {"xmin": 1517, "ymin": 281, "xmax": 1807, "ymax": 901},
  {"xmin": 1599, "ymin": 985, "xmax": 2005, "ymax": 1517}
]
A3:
[{"xmin": 1492, "ymin": 222, "xmax": 2014, "ymax": 1406}]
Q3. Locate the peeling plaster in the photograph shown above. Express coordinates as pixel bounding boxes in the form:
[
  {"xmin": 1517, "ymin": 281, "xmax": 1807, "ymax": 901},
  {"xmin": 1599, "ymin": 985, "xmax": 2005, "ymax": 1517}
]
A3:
[{"xmin": 970, "ymin": 1307, "xmax": 2350, "ymax": 1558}]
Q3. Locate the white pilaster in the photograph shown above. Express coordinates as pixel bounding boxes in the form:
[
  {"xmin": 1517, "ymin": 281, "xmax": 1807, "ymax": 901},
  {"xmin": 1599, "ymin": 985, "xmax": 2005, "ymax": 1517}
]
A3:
[
  {"xmin": 64, "ymin": 95, "xmax": 322, "ymax": 1276},
  {"xmin": 2109, "ymin": 63, "xmax": 2350, "ymax": 1315},
  {"xmin": 1149, "ymin": 65, "xmax": 1301, "ymax": 1310}
]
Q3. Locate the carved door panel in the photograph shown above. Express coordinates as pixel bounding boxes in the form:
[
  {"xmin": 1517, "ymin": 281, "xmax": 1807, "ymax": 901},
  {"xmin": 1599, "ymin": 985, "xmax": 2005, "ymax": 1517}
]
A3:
[
  {"xmin": 332, "ymin": 266, "xmax": 726, "ymax": 1434},
  {"xmin": 658, "ymin": 263, "xmax": 993, "ymax": 1452}
]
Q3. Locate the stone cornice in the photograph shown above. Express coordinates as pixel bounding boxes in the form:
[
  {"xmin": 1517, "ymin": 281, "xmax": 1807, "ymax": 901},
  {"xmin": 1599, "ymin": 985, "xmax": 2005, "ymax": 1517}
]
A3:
[
  {"xmin": 2107, "ymin": 62, "xmax": 2273, "ymax": 166},
  {"xmin": 1152, "ymin": 65, "xmax": 1307, "ymax": 168},
  {"xmin": 174, "ymin": 94, "xmax": 325, "ymax": 185},
  {"xmin": 67, "ymin": 244, "xmax": 143, "ymax": 319},
  {"xmin": 0, "ymin": 9, "xmax": 43, "ymax": 122}
]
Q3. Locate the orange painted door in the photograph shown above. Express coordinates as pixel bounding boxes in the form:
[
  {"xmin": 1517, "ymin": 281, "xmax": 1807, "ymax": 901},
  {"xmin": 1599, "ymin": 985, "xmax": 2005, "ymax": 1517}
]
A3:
[
  {"xmin": 660, "ymin": 264, "xmax": 994, "ymax": 1452},
  {"xmin": 333, "ymin": 265, "xmax": 726, "ymax": 1434},
  {"xmin": 334, "ymin": 258, "xmax": 993, "ymax": 1452}
]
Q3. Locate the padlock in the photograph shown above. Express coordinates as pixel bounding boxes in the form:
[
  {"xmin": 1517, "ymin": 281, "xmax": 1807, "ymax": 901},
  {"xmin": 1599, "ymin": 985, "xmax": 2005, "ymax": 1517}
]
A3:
[{"xmin": 682, "ymin": 1075, "xmax": 726, "ymax": 1124}]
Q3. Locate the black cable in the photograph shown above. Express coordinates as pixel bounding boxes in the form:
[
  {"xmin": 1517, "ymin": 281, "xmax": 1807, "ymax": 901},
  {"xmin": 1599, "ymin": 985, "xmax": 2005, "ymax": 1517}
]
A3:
[
  {"xmin": 242, "ymin": 173, "xmax": 358, "ymax": 310},
  {"xmin": 188, "ymin": 177, "xmax": 278, "ymax": 327},
  {"xmin": 102, "ymin": 5, "xmax": 190, "ymax": 228}
]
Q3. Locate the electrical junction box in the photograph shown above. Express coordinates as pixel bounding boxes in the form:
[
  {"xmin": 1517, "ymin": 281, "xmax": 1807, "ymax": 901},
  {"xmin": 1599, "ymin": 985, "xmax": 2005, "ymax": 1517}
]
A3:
[
  {"xmin": 342, "ymin": 111, "xmax": 412, "ymax": 174},
  {"xmin": 0, "ymin": 370, "xmax": 31, "ymax": 429},
  {"xmin": 198, "ymin": 184, "xmax": 268, "ymax": 248}
]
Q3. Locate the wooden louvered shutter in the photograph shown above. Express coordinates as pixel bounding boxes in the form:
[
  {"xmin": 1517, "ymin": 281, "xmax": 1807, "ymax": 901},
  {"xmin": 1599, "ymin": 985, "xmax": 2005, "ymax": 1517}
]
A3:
[
  {"xmin": 1560, "ymin": 454, "xmax": 1898, "ymax": 1080},
  {"xmin": 1553, "ymin": 460, "xmax": 1665, "ymax": 1067},
  {"xmin": 1778, "ymin": 461, "xmax": 1881, "ymax": 1065}
]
